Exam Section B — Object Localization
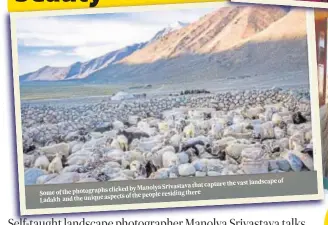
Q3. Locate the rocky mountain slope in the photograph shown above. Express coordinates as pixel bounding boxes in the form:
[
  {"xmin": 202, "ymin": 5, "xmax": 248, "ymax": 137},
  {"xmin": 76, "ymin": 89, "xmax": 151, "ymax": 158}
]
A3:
[
  {"xmin": 83, "ymin": 6, "xmax": 308, "ymax": 84},
  {"xmin": 21, "ymin": 6, "xmax": 308, "ymax": 85},
  {"xmin": 120, "ymin": 6, "xmax": 289, "ymax": 64}
]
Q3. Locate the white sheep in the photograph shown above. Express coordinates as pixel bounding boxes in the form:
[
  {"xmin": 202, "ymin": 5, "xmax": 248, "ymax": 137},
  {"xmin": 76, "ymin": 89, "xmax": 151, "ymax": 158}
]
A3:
[
  {"xmin": 128, "ymin": 115, "xmax": 140, "ymax": 125},
  {"xmin": 162, "ymin": 151, "xmax": 180, "ymax": 168},
  {"xmin": 225, "ymin": 143, "xmax": 249, "ymax": 160},
  {"xmin": 137, "ymin": 121, "xmax": 150, "ymax": 130},
  {"xmin": 183, "ymin": 123, "xmax": 196, "ymax": 138},
  {"xmin": 143, "ymin": 152, "xmax": 161, "ymax": 168},
  {"xmin": 83, "ymin": 136, "xmax": 107, "ymax": 149},
  {"xmin": 158, "ymin": 121, "xmax": 169, "ymax": 134},
  {"xmin": 67, "ymin": 150, "xmax": 92, "ymax": 160},
  {"xmin": 260, "ymin": 122, "xmax": 275, "ymax": 139},
  {"xmin": 66, "ymin": 154, "xmax": 89, "ymax": 166},
  {"xmin": 24, "ymin": 154, "xmax": 35, "ymax": 168},
  {"xmin": 263, "ymin": 108, "xmax": 274, "ymax": 121},
  {"xmin": 111, "ymin": 135, "xmax": 129, "ymax": 151},
  {"xmin": 103, "ymin": 130, "xmax": 118, "ymax": 139},
  {"xmin": 212, "ymin": 137, "xmax": 236, "ymax": 155},
  {"xmin": 241, "ymin": 106, "xmax": 264, "ymax": 119},
  {"xmin": 71, "ymin": 142, "xmax": 84, "ymax": 154},
  {"xmin": 223, "ymin": 124, "xmax": 247, "ymax": 137},
  {"xmin": 89, "ymin": 132, "xmax": 103, "ymax": 139},
  {"xmin": 122, "ymin": 150, "xmax": 144, "ymax": 164},
  {"xmin": 211, "ymin": 111, "xmax": 225, "ymax": 119},
  {"xmin": 169, "ymin": 134, "xmax": 182, "ymax": 148},
  {"xmin": 34, "ymin": 153, "xmax": 50, "ymax": 170},
  {"xmin": 137, "ymin": 136, "xmax": 164, "ymax": 152},
  {"xmin": 274, "ymin": 127, "xmax": 285, "ymax": 139},
  {"xmin": 287, "ymin": 124, "xmax": 297, "ymax": 136},
  {"xmin": 172, "ymin": 117, "xmax": 186, "ymax": 132},
  {"xmin": 258, "ymin": 113, "xmax": 267, "ymax": 123},
  {"xmin": 271, "ymin": 113, "xmax": 282, "ymax": 125},
  {"xmin": 194, "ymin": 119, "xmax": 211, "ymax": 134},
  {"xmin": 263, "ymin": 105, "xmax": 280, "ymax": 114},
  {"xmin": 48, "ymin": 153, "xmax": 63, "ymax": 174},
  {"xmin": 278, "ymin": 138, "xmax": 290, "ymax": 150},
  {"xmin": 304, "ymin": 130, "xmax": 312, "ymax": 143},
  {"xmin": 112, "ymin": 120, "xmax": 125, "ymax": 131},
  {"xmin": 104, "ymin": 149, "xmax": 125, "ymax": 162},
  {"xmin": 289, "ymin": 131, "xmax": 305, "ymax": 150},
  {"xmin": 130, "ymin": 160, "xmax": 142, "ymax": 171},
  {"xmin": 139, "ymin": 127, "xmax": 151, "ymax": 136},
  {"xmin": 188, "ymin": 110, "xmax": 197, "ymax": 119},
  {"xmin": 40, "ymin": 142, "xmax": 70, "ymax": 159},
  {"xmin": 137, "ymin": 121, "xmax": 157, "ymax": 136},
  {"xmin": 129, "ymin": 139, "xmax": 141, "ymax": 151},
  {"xmin": 155, "ymin": 145, "xmax": 176, "ymax": 155},
  {"xmin": 278, "ymin": 111, "xmax": 293, "ymax": 118},
  {"xmin": 233, "ymin": 115, "xmax": 244, "ymax": 124}
]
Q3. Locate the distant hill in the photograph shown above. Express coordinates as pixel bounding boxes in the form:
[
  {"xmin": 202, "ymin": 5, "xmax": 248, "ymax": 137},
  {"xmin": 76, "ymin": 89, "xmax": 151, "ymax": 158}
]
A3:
[
  {"xmin": 19, "ymin": 42, "xmax": 147, "ymax": 82},
  {"xmin": 19, "ymin": 21, "xmax": 189, "ymax": 82}
]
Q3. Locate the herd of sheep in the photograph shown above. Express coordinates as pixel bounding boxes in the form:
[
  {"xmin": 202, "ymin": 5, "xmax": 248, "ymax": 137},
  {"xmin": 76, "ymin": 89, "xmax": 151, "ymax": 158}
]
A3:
[{"xmin": 23, "ymin": 97, "xmax": 314, "ymax": 185}]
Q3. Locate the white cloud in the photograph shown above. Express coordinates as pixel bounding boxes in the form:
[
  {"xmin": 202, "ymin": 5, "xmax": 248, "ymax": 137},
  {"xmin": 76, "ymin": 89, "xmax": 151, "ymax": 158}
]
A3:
[
  {"xmin": 16, "ymin": 5, "xmax": 219, "ymax": 73},
  {"xmin": 120, "ymin": 8, "xmax": 214, "ymax": 25},
  {"xmin": 67, "ymin": 44, "xmax": 119, "ymax": 59},
  {"xmin": 38, "ymin": 49, "xmax": 62, "ymax": 56},
  {"xmin": 16, "ymin": 7, "xmax": 215, "ymax": 48},
  {"xmin": 16, "ymin": 18, "xmax": 156, "ymax": 48}
]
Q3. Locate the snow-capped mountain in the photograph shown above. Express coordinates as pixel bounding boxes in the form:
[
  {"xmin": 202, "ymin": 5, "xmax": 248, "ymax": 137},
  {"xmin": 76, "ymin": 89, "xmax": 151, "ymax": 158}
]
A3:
[{"xmin": 150, "ymin": 21, "xmax": 189, "ymax": 42}]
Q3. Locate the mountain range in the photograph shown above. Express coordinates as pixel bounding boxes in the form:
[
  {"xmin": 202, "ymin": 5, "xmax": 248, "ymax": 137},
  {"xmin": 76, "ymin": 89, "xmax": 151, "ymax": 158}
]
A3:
[
  {"xmin": 20, "ymin": 21, "xmax": 189, "ymax": 82},
  {"xmin": 20, "ymin": 5, "xmax": 308, "ymax": 85},
  {"xmin": 20, "ymin": 42, "xmax": 148, "ymax": 81}
]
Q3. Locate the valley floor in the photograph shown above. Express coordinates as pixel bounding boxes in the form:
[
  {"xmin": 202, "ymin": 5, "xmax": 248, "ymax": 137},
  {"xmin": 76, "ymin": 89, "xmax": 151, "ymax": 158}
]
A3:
[{"xmin": 20, "ymin": 71, "xmax": 309, "ymax": 104}]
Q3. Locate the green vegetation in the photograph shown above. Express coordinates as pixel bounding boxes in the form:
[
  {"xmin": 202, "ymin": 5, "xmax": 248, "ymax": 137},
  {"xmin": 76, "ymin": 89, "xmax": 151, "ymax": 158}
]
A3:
[{"xmin": 20, "ymin": 83, "xmax": 121, "ymax": 101}]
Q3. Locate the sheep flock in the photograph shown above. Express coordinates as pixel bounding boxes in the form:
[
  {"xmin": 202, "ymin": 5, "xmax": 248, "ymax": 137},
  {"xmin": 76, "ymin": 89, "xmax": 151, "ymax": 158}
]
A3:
[{"xmin": 23, "ymin": 89, "xmax": 315, "ymax": 185}]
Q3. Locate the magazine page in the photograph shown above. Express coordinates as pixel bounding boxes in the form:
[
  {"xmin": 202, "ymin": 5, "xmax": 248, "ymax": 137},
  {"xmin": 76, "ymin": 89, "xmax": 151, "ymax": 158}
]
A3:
[{"xmin": 8, "ymin": 1, "xmax": 324, "ymax": 216}]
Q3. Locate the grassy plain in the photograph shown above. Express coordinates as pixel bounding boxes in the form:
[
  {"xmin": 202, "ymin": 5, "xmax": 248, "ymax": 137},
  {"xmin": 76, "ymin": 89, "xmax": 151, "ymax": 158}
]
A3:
[{"xmin": 20, "ymin": 82, "xmax": 121, "ymax": 101}]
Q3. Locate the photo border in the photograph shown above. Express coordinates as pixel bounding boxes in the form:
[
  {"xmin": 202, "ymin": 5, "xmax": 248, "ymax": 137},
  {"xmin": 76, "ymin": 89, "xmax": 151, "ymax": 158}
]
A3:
[{"xmin": 9, "ymin": 2, "xmax": 325, "ymax": 216}]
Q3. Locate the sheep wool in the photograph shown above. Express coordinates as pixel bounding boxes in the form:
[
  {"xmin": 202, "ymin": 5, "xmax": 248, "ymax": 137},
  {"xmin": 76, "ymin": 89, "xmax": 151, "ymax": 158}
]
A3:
[
  {"xmin": 48, "ymin": 153, "xmax": 63, "ymax": 174},
  {"xmin": 34, "ymin": 154, "xmax": 50, "ymax": 170}
]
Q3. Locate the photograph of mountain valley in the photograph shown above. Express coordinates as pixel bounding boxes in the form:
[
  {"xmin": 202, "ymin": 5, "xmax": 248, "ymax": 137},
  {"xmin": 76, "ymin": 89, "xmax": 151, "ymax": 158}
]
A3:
[{"xmin": 17, "ymin": 3, "xmax": 315, "ymax": 185}]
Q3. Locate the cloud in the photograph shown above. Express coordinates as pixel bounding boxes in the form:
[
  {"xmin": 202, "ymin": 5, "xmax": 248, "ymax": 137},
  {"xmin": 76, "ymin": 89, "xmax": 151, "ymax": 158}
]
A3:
[
  {"xmin": 38, "ymin": 49, "xmax": 62, "ymax": 56},
  {"xmin": 67, "ymin": 44, "xmax": 119, "ymax": 59},
  {"xmin": 15, "ymin": 4, "xmax": 220, "ymax": 73},
  {"xmin": 117, "ymin": 8, "xmax": 215, "ymax": 25},
  {"xmin": 16, "ymin": 18, "xmax": 154, "ymax": 48},
  {"xmin": 16, "ymin": 7, "xmax": 216, "ymax": 50}
]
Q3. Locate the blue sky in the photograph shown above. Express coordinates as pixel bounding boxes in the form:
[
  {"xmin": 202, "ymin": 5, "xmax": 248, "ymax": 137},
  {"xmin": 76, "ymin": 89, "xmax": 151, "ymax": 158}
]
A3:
[{"xmin": 16, "ymin": 6, "xmax": 217, "ymax": 75}]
